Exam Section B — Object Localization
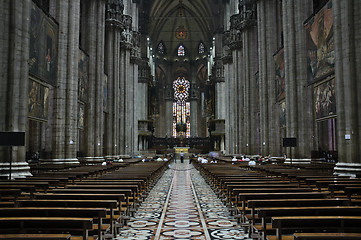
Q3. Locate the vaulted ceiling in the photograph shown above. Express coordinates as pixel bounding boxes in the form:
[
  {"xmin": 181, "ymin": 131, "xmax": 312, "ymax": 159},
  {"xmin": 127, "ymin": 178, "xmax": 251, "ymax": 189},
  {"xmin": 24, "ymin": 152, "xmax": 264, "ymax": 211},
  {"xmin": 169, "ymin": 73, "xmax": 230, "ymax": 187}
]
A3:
[{"xmin": 143, "ymin": 0, "xmax": 224, "ymax": 60}]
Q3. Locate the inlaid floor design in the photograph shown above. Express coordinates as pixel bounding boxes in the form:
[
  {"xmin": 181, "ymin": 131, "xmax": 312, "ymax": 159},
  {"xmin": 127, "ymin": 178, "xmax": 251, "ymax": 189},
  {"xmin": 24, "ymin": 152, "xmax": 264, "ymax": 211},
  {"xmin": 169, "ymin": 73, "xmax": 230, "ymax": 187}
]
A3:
[{"xmin": 115, "ymin": 160, "xmax": 251, "ymax": 239}]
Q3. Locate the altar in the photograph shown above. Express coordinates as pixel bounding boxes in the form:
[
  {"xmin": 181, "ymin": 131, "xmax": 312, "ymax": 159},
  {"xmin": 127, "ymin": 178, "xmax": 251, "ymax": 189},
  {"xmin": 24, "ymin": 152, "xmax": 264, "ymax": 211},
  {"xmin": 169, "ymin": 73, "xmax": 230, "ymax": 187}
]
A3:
[{"xmin": 174, "ymin": 147, "xmax": 189, "ymax": 153}]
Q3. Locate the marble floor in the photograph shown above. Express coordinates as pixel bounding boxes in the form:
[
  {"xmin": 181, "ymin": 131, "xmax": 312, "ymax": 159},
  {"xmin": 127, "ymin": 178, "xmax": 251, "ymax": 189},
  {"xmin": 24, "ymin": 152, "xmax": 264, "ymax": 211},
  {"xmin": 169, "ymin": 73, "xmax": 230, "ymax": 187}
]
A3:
[{"xmin": 115, "ymin": 159, "xmax": 251, "ymax": 240}]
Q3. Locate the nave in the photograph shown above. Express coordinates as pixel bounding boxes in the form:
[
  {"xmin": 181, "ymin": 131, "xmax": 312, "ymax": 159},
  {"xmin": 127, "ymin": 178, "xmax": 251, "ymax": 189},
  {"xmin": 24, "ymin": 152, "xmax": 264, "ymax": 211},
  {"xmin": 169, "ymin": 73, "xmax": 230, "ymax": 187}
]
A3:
[{"xmin": 117, "ymin": 158, "xmax": 249, "ymax": 240}]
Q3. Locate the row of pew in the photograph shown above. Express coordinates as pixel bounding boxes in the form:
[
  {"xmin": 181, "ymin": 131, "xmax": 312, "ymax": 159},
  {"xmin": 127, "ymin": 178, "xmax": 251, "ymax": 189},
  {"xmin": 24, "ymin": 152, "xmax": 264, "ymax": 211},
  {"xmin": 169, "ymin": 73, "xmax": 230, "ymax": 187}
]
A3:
[
  {"xmin": 192, "ymin": 159, "xmax": 361, "ymax": 240},
  {"xmin": 0, "ymin": 159, "xmax": 169, "ymax": 240}
]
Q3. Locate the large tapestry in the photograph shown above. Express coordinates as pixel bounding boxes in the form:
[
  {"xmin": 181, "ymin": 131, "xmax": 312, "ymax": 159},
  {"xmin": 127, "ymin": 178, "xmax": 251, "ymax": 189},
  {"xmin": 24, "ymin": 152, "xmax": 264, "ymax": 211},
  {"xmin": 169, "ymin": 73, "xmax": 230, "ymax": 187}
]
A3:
[
  {"xmin": 29, "ymin": 2, "xmax": 58, "ymax": 85},
  {"xmin": 28, "ymin": 79, "xmax": 49, "ymax": 121},
  {"xmin": 274, "ymin": 48, "xmax": 285, "ymax": 102},
  {"xmin": 305, "ymin": 1, "xmax": 334, "ymax": 84},
  {"xmin": 314, "ymin": 78, "xmax": 336, "ymax": 120},
  {"xmin": 78, "ymin": 49, "xmax": 89, "ymax": 102}
]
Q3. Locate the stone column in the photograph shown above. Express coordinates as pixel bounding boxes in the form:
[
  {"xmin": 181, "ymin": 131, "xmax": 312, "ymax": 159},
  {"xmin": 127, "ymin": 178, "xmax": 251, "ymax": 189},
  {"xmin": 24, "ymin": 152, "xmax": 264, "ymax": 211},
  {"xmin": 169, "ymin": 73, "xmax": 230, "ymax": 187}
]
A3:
[
  {"xmin": 258, "ymin": 0, "xmax": 280, "ymax": 157},
  {"xmin": 242, "ymin": 26, "xmax": 258, "ymax": 155},
  {"xmin": 119, "ymin": 18, "xmax": 135, "ymax": 155},
  {"xmin": 333, "ymin": 1, "xmax": 361, "ymax": 176},
  {"xmin": 82, "ymin": 0, "xmax": 106, "ymax": 163},
  {"xmin": 104, "ymin": 0, "xmax": 124, "ymax": 159},
  {"xmin": 50, "ymin": 0, "xmax": 80, "ymax": 164},
  {"xmin": 165, "ymin": 86, "xmax": 173, "ymax": 138},
  {"xmin": 129, "ymin": 33, "xmax": 140, "ymax": 155},
  {"xmin": 224, "ymin": 60, "xmax": 233, "ymax": 154},
  {"xmin": 283, "ymin": 0, "xmax": 314, "ymax": 162},
  {"xmin": 0, "ymin": 0, "xmax": 31, "ymax": 178},
  {"xmin": 190, "ymin": 83, "xmax": 198, "ymax": 137}
]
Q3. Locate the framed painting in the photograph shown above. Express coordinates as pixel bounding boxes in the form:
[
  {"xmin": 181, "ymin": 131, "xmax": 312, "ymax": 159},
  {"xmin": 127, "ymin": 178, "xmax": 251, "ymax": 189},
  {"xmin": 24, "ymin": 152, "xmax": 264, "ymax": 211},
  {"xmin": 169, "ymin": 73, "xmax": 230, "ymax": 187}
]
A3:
[
  {"xmin": 314, "ymin": 77, "xmax": 336, "ymax": 120},
  {"xmin": 28, "ymin": 79, "xmax": 49, "ymax": 121}
]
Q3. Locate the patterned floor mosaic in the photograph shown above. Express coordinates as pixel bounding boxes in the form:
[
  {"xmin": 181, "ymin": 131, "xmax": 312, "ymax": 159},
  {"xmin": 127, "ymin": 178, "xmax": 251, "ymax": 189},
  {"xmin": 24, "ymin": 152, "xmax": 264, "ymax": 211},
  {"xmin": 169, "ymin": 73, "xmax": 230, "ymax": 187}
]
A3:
[{"xmin": 115, "ymin": 159, "xmax": 251, "ymax": 240}]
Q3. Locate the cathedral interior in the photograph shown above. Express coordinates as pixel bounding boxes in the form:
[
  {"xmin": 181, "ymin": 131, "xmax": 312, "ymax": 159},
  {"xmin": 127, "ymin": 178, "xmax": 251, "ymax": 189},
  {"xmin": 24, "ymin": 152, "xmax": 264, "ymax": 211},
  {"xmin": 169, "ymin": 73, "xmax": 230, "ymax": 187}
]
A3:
[{"xmin": 0, "ymin": 0, "xmax": 361, "ymax": 178}]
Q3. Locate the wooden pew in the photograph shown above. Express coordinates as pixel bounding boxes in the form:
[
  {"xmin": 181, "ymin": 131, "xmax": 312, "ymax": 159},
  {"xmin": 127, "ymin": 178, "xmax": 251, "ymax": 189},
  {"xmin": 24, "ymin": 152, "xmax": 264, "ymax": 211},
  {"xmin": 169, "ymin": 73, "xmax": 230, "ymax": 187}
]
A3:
[
  {"xmin": 29, "ymin": 193, "xmax": 125, "ymax": 235},
  {"xmin": 0, "ymin": 217, "xmax": 93, "ymax": 240},
  {"xmin": 344, "ymin": 187, "xmax": 361, "ymax": 199},
  {"xmin": 237, "ymin": 192, "xmax": 328, "ymax": 223},
  {"xmin": 0, "ymin": 234, "xmax": 71, "ymax": 240},
  {"xmin": 0, "ymin": 182, "xmax": 50, "ymax": 192},
  {"xmin": 0, "ymin": 189, "xmax": 22, "ymax": 201},
  {"xmin": 257, "ymin": 206, "xmax": 361, "ymax": 240},
  {"xmin": 16, "ymin": 199, "xmax": 117, "ymax": 237},
  {"xmin": 0, "ymin": 185, "xmax": 36, "ymax": 197},
  {"xmin": 328, "ymin": 183, "xmax": 361, "ymax": 197},
  {"xmin": 0, "ymin": 208, "xmax": 106, "ymax": 240},
  {"xmin": 49, "ymin": 189, "xmax": 132, "ymax": 214},
  {"xmin": 65, "ymin": 185, "xmax": 139, "ymax": 208},
  {"xmin": 247, "ymin": 198, "xmax": 350, "ymax": 239},
  {"xmin": 293, "ymin": 233, "xmax": 361, "ymax": 240},
  {"xmin": 270, "ymin": 216, "xmax": 361, "ymax": 240}
]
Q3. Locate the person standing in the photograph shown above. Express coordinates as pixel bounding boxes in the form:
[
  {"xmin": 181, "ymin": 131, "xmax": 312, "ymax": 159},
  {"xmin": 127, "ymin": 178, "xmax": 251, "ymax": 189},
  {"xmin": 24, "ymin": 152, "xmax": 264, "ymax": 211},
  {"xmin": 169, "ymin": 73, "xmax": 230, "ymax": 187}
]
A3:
[{"xmin": 180, "ymin": 151, "xmax": 184, "ymax": 163}]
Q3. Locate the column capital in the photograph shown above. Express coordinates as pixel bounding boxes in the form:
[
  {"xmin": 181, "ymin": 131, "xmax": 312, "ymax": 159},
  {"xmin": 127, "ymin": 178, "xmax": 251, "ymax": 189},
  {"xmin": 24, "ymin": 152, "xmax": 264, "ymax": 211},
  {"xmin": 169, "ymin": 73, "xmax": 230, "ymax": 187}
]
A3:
[
  {"xmin": 224, "ymin": 30, "xmax": 242, "ymax": 50},
  {"xmin": 231, "ymin": 0, "xmax": 257, "ymax": 31},
  {"xmin": 105, "ymin": 0, "xmax": 125, "ymax": 29},
  {"xmin": 138, "ymin": 62, "xmax": 151, "ymax": 83},
  {"xmin": 213, "ymin": 59, "xmax": 225, "ymax": 83}
]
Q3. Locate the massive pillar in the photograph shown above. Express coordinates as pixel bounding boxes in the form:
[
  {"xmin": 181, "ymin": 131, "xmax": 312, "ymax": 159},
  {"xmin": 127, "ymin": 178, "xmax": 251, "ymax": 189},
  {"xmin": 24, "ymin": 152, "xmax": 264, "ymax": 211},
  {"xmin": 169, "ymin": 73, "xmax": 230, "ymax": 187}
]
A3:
[
  {"xmin": 224, "ymin": 56, "xmax": 233, "ymax": 154},
  {"xmin": 241, "ymin": 26, "xmax": 258, "ymax": 155},
  {"xmin": 190, "ymin": 83, "xmax": 198, "ymax": 137},
  {"xmin": 50, "ymin": 0, "xmax": 80, "ymax": 164},
  {"xmin": 0, "ymin": 0, "xmax": 31, "ymax": 178},
  {"xmin": 128, "ymin": 30, "xmax": 141, "ymax": 155},
  {"xmin": 257, "ymin": 0, "xmax": 280, "ymax": 157},
  {"xmin": 333, "ymin": 1, "xmax": 361, "ymax": 176},
  {"xmin": 81, "ymin": 0, "xmax": 106, "ymax": 163},
  {"xmin": 282, "ymin": 0, "xmax": 314, "ymax": 162},
  {"xmin": 104, "ymin": 0, "xmax": 124, "ymax": 159}
]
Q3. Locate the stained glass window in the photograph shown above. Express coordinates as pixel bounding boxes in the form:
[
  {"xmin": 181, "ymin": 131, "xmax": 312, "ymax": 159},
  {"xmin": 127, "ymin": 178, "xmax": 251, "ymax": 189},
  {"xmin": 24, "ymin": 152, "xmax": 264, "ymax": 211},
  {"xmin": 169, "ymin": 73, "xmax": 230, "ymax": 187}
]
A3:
[
  {"xmin": 157, "ymin": 41, "xmax": 165, "ymax": 54},
  {"xmin": 178, "ymin": 45, "xmax": 185, "ymax": 56},
  {"xmin": 173, "ymin": 77, "xmax": 190, "ymax": 137},
  {"xmin": 199, "ymin": 42, "xmax": 205, "ymax": 54},
  {"xmin": 173, "ymin": 77, "xmax": 190, "ymax": 102}
]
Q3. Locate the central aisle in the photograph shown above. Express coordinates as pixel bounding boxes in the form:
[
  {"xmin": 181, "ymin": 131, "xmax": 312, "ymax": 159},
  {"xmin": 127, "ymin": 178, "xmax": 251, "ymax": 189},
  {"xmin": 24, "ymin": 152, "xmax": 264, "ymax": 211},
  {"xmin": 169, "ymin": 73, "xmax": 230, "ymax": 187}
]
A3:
[{"xmin": 116, "ymin": 159, "xmax": 251, "ymax": 239}]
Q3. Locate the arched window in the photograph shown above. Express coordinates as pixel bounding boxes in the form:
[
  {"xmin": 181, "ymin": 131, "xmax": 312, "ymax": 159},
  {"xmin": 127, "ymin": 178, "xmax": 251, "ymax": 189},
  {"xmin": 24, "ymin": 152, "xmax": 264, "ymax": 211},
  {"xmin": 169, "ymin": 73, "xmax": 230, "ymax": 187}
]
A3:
[
  {"xmin": 172, "ymin": 77, "xmax": 190, "ymax": 137},
  {"xmin": 198, "ymin": 42, "xmax": 205, "ymax": 54},
  {"xmin": 178, "ymin": 45, "xmax": 185, "ymax": 56},
  {"xmin": 157, "ymin": 41, "xmax": 165, "ymax": 54}
]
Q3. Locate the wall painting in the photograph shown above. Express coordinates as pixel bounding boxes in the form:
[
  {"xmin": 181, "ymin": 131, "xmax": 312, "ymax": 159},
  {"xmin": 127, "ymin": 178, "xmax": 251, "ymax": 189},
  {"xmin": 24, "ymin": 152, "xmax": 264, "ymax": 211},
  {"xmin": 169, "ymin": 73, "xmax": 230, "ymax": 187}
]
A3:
[
  {"xmin": 274, "ymin": 48, "xmax": 285, "ymax": 102},
  {"xmin": 103, "ymin": 74, "xmax": 108, "ymax": 112},
  {"xmin": 29, "ymin": 2, "xmax": 58, "ymax": 85},
  {"xmin": 279, "ymin": 101, "xmax": 286, "ymax": 128},
  {"xmin": 78, "ymin": 49, "xmax": 89, "ymax": 103},
  {"xmin": 78, "ymin": 103, "xmax": 84, "ymax": 129},
  {"xmin": 305, "ymin": 1, "xmax": 334, "ymax": 84}
]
